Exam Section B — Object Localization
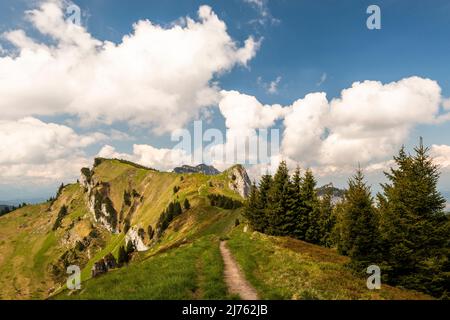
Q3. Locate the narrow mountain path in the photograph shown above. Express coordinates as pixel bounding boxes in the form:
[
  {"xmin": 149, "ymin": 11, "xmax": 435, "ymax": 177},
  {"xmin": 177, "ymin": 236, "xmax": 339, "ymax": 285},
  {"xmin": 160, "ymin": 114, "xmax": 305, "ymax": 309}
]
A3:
[{"xmin": 220, "ymin": 241, "xmax": 259, "ymax": 300}]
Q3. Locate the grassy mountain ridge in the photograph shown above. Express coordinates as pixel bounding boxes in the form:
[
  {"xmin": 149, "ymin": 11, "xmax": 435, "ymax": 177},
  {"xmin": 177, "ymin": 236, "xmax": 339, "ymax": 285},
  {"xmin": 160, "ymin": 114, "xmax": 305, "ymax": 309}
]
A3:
[
  {"xmin": 0, "ymin": 158, "xmax": 244, "ymax": 299},
  {"xmin": 0, "ymin": 158, "xmax": 432, "ymax": 300}
]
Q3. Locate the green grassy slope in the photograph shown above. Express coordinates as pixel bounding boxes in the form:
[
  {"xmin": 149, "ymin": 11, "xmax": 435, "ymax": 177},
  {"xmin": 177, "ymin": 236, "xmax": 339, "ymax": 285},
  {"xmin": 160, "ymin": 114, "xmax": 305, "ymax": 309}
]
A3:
[
  {"xmin": 226, "ymin": 228, "xmax": 431, "ymax": 300},
  {"xmin": 56, "ymin": 236, "xmax": 232, "ymax": 300},
  {"xmin": 55, "ymin": 221, "xmax": 431, "ymax": 300},
  {"xmin": 0, "ymin": 183, "xmax": 97, "ymax": 299},
  {"xmin": 0, "ymin": 159, "xmax": 433, "ymax": 300},
  {"xmin": 0, "ymin": 159, "xmax": 242, "ymax": 300}
]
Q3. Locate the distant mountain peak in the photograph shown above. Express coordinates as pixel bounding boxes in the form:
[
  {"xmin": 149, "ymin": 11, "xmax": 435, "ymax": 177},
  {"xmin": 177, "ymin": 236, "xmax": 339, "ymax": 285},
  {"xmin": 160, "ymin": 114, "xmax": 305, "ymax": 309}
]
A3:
[
  {"xmin": 317, "ymin": 183, "xmax": 345, "ymax": 205},
  {"xmin": 173, "ymin": 164, "xmax": 220, "ymax": 175}
]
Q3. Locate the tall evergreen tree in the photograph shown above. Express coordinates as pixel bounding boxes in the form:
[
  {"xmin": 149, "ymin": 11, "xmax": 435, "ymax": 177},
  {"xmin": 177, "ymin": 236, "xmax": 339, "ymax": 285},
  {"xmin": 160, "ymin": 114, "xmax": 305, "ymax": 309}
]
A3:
[
  {"xmin": 118, "ymin": 245, "xmax": 128, "ymax": 265},
  {"xmin": 318, "ymin": 188, "xmax": 336, "ymax": 247},
  {"xmin": 379, "ymin": 140, "xmax": 449, "ymax": 297},
  {"xmin": 126, "ymin": 241, "xmax": 135, "ymax": 255},
  {"xmin": 174, "ymin": 201, "xmax": 182, "ymax": 216},
  {"xmin": 257, "ymin": 173, "xmax": 273, "ymax": 233},
  {"xmin": 267, "ymin": 161, "xmax": 292, "ymax": 236},
  {"xmin": 302, "ymin": 169, "xmax": 321, "ymax": 243},
  {"xmin": 183, "ymin": 198, "xmax": 191, "ymax": 210},
  {"xmin": 287, "ymin": 166, "xmax": 306, "ymax": 239},
  {"xmin": 244, "ymin": 181, "xmax": 263, "ymax": 231},
  {"xmin": 147, "ymin": 225, "xmax": 155, "ymax": 240},
  {"xmin": 337, "ymin": 168, "xmax": 380, "ymax": 271}
]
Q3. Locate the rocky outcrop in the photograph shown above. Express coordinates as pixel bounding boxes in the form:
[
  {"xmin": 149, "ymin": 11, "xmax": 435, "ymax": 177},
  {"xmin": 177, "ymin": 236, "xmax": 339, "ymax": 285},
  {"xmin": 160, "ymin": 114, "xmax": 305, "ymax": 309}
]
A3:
[
  {"xmin": 227, "ymin": 165, "xmax": 251, "ymax": 198},
  {"xmin": 125, "ymin": 226, "xmax": 149, "ymax": 252},
  {"xmin": 173, "ymin": 164, "xmax": 220, "ymax": 175},
  {"xmin": 88, "ymin": 188, "xmax": 118, "ymax": 233},
  {"xmin": 80, "ymin": 168, "xmax": 119, "ymax": 233},
  {"xmin": 80, "ymin": 167, "xmax": 93, "ymax": 193}
]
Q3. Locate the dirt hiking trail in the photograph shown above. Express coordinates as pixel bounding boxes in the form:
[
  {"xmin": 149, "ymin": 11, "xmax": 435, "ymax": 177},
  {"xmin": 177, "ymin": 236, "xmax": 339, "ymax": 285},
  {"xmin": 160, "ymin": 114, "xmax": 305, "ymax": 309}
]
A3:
[{"xmin": 220, "ymin": 241, "xmax": 259, "ymax": 300}]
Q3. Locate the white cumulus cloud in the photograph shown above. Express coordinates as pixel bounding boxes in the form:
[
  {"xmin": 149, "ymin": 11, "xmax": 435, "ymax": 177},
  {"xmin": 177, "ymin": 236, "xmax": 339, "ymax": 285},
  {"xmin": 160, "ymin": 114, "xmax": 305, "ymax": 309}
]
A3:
[
  {"xmin": 282, "ymin": 77, "xmax": 443, "ymax": 168},
  {"xmin": 0, "ymin": 117, "xmax": 104, "ymax": 165},
  {"xmin": 0, "ymin": 117, "xmax": 104, "ymax": 183},
  {"xmin": 0, "ymin": 0, "xmax": 259, "ymax": 134}
]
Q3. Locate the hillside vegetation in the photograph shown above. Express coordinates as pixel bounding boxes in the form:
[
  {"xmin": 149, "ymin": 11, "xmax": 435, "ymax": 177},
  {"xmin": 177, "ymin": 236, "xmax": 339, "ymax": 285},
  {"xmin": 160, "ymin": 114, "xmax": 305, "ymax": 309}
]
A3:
[
  {"xmin": 0, "ymin": 159, "xmax": 243, "ymax": 299},
  {"xmin": 0, "ymin": 158, "xmax": 435, "ymax": 300},
  {"xmin": 243, "ymin": 141, "xmax": 449, "ymax": 299},
  {"xmin": 227, "ymin": 228, "xmax": 430, "ymax": 300}
]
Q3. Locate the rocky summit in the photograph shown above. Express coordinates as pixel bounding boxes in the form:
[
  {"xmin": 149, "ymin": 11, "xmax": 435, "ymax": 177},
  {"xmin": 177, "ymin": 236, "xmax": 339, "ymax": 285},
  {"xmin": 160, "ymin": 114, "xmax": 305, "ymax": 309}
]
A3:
[{"xmin": 173, "ymin": 164, "xmax": 221, "ymax": 175}]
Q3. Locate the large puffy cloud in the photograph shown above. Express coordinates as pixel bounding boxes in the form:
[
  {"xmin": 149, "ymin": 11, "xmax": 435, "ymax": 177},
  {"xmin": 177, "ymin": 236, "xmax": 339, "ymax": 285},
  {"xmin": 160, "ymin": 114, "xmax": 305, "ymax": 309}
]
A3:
[
  {"xmin": 281, "ymin": 92, "xmax": 329, "ymax": 163},
  {"xmin": 0, "ymin": 117, "xmax": 104, "ymax": 183},
  {"xmin": 218, "ymin": 90, "xmax": 286, "ymax": 131},
  {"xmin": 0, "ymin": 0, "xmax": 259, "ymax": 133},
  {"xmin": 282, "ymin": 77, "xmax": 445, "ymax": 169},
  {"xmin": 0, "ymin": 117, "xmax": 104, "ymax": 165}
]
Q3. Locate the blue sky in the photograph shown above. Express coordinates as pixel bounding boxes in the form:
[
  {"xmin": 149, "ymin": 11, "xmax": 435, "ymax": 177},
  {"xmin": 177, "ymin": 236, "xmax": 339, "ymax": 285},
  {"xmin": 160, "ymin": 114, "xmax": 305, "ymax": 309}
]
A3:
[
  {"xmin": 3, "ymin": 0, "xmax": 450, "ymax": 102},
  {"xmin": 0, "ymin": 0, "xmax": 450, "ymax": 202}
]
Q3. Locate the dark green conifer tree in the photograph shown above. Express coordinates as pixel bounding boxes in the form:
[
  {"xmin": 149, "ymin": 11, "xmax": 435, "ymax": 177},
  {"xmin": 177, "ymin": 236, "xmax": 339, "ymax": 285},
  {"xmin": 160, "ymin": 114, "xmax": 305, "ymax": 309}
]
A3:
[
  {"xmin": 287, "ymin": 166, "xmax": 306, "ymax": 239},
  {"xmin": 126, "ymin": 241, "xmax": 135, "ymax": 255},
  {"xmin": 378, "ymin": 140, "xmax": 449, "ymax": 297},
  {"xmin": 302, "ymin": 169, "xmax": 320, "ymax": 243},
  {"xmin": 267, "ymin": 161, "xmax": 291, "ymax": 236},
  {"xmin": 338, "ymin": 168, "xmax": 380, "ymax": 272},
  {"xmin": 174, "ymin": 201, "xmax": 182, "ymax": 216},
  {"xmin": 257, "ymin": 173, "xmax": 273, "ymax": 233},
  {"xmin": 183, "ymin": 198, "xmax": 191, "ymax": 210},
  {"xmin": 244, "ymin": 181, "xmax": 262, "ymax": 231},
  {"xmin": 318, "ymin": 188, "xmax": 336, "ymax": 247},
  {"xmin": 118, "ymin": 245, "xmax": 128, "ymax": 265}
]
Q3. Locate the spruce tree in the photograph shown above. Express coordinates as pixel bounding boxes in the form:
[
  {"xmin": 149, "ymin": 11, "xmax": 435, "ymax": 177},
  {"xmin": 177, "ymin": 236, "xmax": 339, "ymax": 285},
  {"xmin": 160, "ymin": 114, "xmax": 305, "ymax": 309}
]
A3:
[
  {"xmin": 183, "ymin": 198, "xmax": 191, "ymax": 210},
  {"xmin": 147, "ymin": 225, "xmax": 155, "ymax": 240},
  {"xmin": 287, "ymin": 166, "xmax": 306, "ymax": 239},
  {"xmin": 118, "ymin": 245, "xmax": 128, "ymax": 265},
  {"xmin": 302, "ymin": 169, "xmax": 320, "ymax": 243},
  {"xmin": 318, "ymin": 188, "xmax": 336, "ymax": 247},
  {"xmin": 257, "ymin": 173, "xmax": 273, "ymax": 233},
  {"xmin": 267, "ymin": 161, "xmax": 291, "ymax": 236},
  {"xmin": 244, "ymin": 181, "xmax": 262, "ymax": 231},
  {"xmin": 174, "ymin": 201, "xmax": 182, "ymax": 216},
  {"xmin": 338, "ymin": 168, "xmax": 380, "ymax": 271},
  {"xmin": 126, "ymin": 241, "xmax": 135, "ymax": 255},
  {"xmin": 379, "ymin": 140, "xmax": 449, "ymax": 297}
]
